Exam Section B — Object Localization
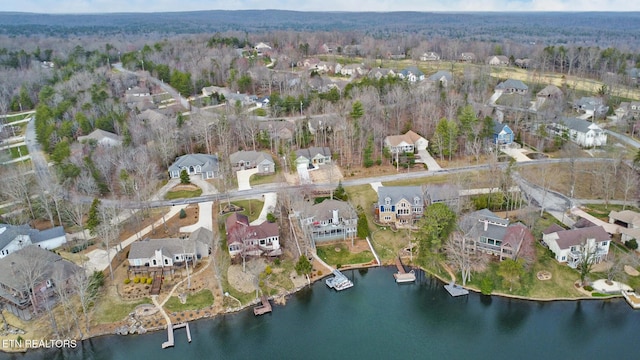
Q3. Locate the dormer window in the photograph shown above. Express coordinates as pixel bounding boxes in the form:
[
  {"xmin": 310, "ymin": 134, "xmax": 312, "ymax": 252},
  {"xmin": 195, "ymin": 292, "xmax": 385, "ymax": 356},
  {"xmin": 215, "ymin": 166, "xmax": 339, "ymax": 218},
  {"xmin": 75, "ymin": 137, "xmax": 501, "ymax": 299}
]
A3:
[
  {"xmin": 414, "ymin": 196, "xmax": 421, "ymax": 205},
  {"xmin": 385, "ymin": 197, "xmax": 391, "ymax": 206}
]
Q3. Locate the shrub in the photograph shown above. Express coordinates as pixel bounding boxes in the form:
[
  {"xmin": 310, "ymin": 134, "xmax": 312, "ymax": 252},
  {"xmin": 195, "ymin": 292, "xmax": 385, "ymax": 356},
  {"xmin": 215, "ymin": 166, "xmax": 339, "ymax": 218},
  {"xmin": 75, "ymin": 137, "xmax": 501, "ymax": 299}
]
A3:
[
  {"xmin": 584, "ymin": 285, "xmax": 594, "ymax": 292},
  {"xmin": 274, "ymin": 258, "xmax": 281, "ymax": 266},
  {"xmin": 147, "ymin": 278, "xmax": 153, "ymax": 285},
  {"xmin": 133, "ymin": 277, "xmax": 140, "ymax": 284},
  {"xmin": 266, "ymin": 213, "xmax": 277, "ymax": 223},
  {"xmin": 179, "ymin": 208, "xmax": 187, "ymax": 219},
  {"xmin": 124, "ymin": 278, "xmax": 131, "ymax": 285},
  {"xmin": 317, "ymin": 270, "xmax": 323, "ymax": 276},
  {"xmin": 336, "ymin": 263, "xmax": 342, "ymax": 269},
  {"xmin": 480, "ymin": 277, "xmax": 494, "ymax": 295},
  {"xmin": 626, "ymin": 239, "xmax": 638, "ymax": 250},
  {"xmin": 265, "ymin": 265, "xmax": 272, "ymax": 275}
]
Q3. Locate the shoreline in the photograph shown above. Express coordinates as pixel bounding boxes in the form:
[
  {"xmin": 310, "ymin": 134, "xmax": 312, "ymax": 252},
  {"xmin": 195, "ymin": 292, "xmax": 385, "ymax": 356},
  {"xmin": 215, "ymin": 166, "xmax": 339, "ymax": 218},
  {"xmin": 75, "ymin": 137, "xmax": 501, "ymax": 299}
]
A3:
[{"xmin": 2, "ymin": 263, "xmax": 623, "ymax": 354}]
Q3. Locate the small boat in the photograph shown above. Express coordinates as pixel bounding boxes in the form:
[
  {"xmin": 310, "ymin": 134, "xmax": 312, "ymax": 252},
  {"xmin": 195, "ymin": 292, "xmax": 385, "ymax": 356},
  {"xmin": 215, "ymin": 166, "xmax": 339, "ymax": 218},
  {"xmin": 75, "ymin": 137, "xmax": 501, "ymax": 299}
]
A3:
[{"xmin": 325, "ymin": 270, "xmax": 354, "ymax": 291}]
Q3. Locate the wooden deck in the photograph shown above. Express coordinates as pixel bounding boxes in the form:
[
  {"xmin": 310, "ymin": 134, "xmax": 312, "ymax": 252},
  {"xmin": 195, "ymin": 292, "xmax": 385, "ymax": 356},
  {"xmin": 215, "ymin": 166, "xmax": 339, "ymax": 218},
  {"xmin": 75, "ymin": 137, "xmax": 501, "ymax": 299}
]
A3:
[
  {"xmin": 150, "ymin": 273, "xmax": 162, "ymax": 295},
  {"xmin": 254, "ymin": 296, "xmax": 272, "ymax": 316}
]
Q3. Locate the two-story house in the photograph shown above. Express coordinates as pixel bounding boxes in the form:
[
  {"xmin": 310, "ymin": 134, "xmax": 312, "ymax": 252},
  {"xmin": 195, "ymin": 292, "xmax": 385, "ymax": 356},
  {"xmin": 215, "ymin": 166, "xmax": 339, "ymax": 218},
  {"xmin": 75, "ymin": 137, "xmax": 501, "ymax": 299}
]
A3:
[
  {"xmin": 300, "ymin": 199, "xmax": 358, "ymax": 245},
  {"xmin": 0, "ymin": 224, "xmax": 68, "ymax": 258},
  {"xmin": 225, "ymin": 213, "xmax": 281, "ymax": 257},
  {"xmin": 486, "ymin": 55, "xmax": 510, "ymax": 66},
  {"xmin": 491, "ymin": 120, "xmax": 515, "ymax": 147},
  {"xmin": 420, "ymin": 52, "xmax": 440, "ymax": 61},
  {"xmin": 542, "ymin": 225, "xmax": 610, "ymax": 268},
  {"xmin": 377, "ymin": 186, "xmax": 425, "ymax": 228},
  {"xmin": 547, "ymin": 117, "xmax": 607, "ymax": 148},
  {"xmin": 398, "ymin": 67, "xmax": 425, "ymax": 83}
]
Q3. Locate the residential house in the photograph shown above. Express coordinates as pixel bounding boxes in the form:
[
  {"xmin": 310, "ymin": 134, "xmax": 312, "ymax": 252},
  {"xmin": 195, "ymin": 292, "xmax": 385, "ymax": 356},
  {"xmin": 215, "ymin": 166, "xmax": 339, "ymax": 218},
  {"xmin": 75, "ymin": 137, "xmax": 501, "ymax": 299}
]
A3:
[
  {"xmin": 368, "ymin": 68, "xmax": 396, "ymax": 80},
  {"xmin": 339, "ymin": 64, "xmax": 365, "ymax": 77},
  {"xmin": 547, "ymin": 117, "xmax": 607, "ymax": 147},
  {"xmin": 428, "ymin": 70, "xmax": 454, "ymax": 87},
  {"xmin": 300, "ymin": 58, "xmax": 321, "ymax": 69},
  {"xmin": 0, "ymin": 224, "xmax": 68, "ymax": 258},
  {"xmin": 77, "ymin": 129, "xmax": 123, "ymax": 147},
  {"xmin": 616, "ymin": 101, "xmax": 640, "ymax": 120},
  {"xmin": 168, "ymin": 153, "xmax": 220, "ymax": 179},
  {"xmin": 537, "ymin": 85, "xmax": 563, "ymax": 100},
  {"xmin": 0, "ymin": 245, "xmax": 82, "ymax": 320},
  {"xmin": 459, "ymin": 53, "xmax": 476, "ymax": 62},
  {"xmin": 384, "ymin": 130, "xmax": 429, "ymax": 154},
  {"xmin": 316, "ymin": 61, "xmax": 337, "ymax": 73},
  {"xmin": 542, "ymin": 225, "xmax": 610, "ymax": 268},
  {"xmin": 460, "ymin": 209, "xmax": 534, "ymax": 261},
  {"xmin": 424, "ymin": 184, "xmax": 460, "ymax": 209},
  {"xmin": 398, "ymin": 67, "xmax": 425, "ymax": 83},
  {"xmin": 377, "ymin": 186, "xmax": 425, "ymax": 228},
  {"xmin": 387, "ymin": 51, "xmax": 406, "ymax": 60},
  {"xmin": 420, "ymin": 52, "xmax": 440, "ymax": 61},
  {"xmin": 229, "ymin": 150, "xmax": 275, "ymax": 174},
  {"xmin": 491, "ymin": 120, "xmax": 515, "ymax": 146},
  {"xmin": 254, "ymin": 42, "xmax": 272, "ymax": 55},
  {"xmin": 301, "ymin": 199, "xmax": 358, "ymax": 244},
  {"xmin": 225, "ymin": 213, "xmax": 281, "ymax": 257},
  {"xmin": 573, "ymin": 97, "xmax": 609, "ymax": 118},
  {"xmin": 295, "ymin": 147, "xmax": 332, "ymax": 168},
  {"xmin": 258, "ymin": 121, "xmax": 294, "ymax": 142},
  {"xmin": 226, "ymin": 92, "xmax": 257, "ymax": 107},
  {"xmin": 495, "ymin": 79, "xmax": 528, "ymax": 95},
  {"xmin": 514, "ymin": 58, "xmax": 531, "ymax": 68},
  {"xmin": 626, "ymin": 67, "xmax": 640, "ymax": 85},
  {"xmin": 609, "ymin": 210, "xmax": 640, "ymax": 244},
  {"xmin": 486, "ymin": 55, "xmax": 510, "ymax": 66},
  {"xmin": 128, "ymin": 228, "xmax": 212, "ymax": 273}
]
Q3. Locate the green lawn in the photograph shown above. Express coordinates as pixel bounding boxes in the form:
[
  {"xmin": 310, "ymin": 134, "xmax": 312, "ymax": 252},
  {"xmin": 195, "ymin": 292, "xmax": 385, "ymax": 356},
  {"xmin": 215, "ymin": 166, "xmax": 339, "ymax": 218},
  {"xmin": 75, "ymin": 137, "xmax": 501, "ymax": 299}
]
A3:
[
  {"xmin": 9, "ymin": 145, "xmax": 28, "ymax": 159},
  {"xmin": 249, "ymin": 172, "xmax": 282, "ymax": 186},
  {"xmin": 164, "ymin": 289, "xmax": 214, "ymax": 312},
  {"xmin": 316, "ymin": 243, "xmax": 374, "ymax": 268},
  {"xmin": 5, "ymin": 113, "xmax": 32, "ymax": 122},
  {"xmin": 93, "ymin": 297, "xmax": 152, "ymax": 324},
  {"xmin": 230, "ymin": 199, "xmax": 264, "ymax": 223},
  {"xmin": 164, "ymin": 188, "xmax": 203, "ymax": 200},
  {"xmin": 582, "ymin": 203, "xmax": 640, "ymax": 221}
]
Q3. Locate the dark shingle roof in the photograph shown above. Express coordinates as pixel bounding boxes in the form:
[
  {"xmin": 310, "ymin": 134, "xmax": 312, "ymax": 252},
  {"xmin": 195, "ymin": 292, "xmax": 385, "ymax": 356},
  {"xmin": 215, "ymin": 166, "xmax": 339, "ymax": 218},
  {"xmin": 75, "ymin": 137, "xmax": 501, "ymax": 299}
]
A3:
[{"xmin": 378, "ymin": 186, "xmax": 423, "ymax": 206}]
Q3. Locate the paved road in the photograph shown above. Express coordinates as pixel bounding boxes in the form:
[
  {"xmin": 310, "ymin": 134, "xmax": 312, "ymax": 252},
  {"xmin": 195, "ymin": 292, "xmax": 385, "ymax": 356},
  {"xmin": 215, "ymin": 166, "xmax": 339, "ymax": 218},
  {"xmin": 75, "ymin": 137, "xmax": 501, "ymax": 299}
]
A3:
[
  {"xmin": 606, "ymin": 130, "xmax": 640, "ymax": 149},
  {"xmin": 24, "ymin": 115, "xmax": 54, "ymax": 189}
]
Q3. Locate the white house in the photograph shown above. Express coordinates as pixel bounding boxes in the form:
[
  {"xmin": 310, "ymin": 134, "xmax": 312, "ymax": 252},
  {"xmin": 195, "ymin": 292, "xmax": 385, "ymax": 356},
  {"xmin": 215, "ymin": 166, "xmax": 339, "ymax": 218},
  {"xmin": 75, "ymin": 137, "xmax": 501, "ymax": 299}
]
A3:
[
  {"xmin": 384, "ymin": 130, "xmax": 428, "ymax": 154},
  {"xmin": 128, "ymin": 228, "xmax": 211, "ymax": 269},
  {"xmin": 548, "ymin": 117, "xmax": 607, "ymax": 147},
  {"xmin": 542, "ymin": 225, "xmax": 610, "ymax": 268},
  {"xmin": 398, "ymin": 67, "xmax": 425, "ymax": 83},
  {"xmin": 0, "ymin": 224, "xmax": 68, "ymax": 258},
  {"xmin": 486, "ymin": 55, "xmax": 509, "ymax": 66},
  {"xmin": 420, "ymin": 52, "xmax": 440, "ymax": 61}
]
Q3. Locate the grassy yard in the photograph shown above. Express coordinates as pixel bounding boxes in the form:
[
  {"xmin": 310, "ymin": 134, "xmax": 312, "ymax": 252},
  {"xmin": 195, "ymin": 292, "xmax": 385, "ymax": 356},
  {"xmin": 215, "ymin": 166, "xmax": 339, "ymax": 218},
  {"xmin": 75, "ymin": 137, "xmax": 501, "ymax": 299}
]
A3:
[
  {"xmin": 164, "ymin": 289, "xmax": 214, "ymax": 312},
  {"xmin": 582, "ymin": 203, "xmax": 640, "ymax": 221},
  {"xmin": 5, "ymin": 113, "xmax": 32, "ymax": 122},
  {"xmin": 260, "ymin": 260, "xmax": 296, "ymax": 296},
  {"xmin": 316, "ymin": 243, "xmax": 374, "ymax": 268},
  {"xmin": 93, "ymin": 297, "xmax": 152, "ymax": 324},
  {"xmin": 250, "ymin": 172, "xmax": 282, "ymax": 186},
  {"xmin": 230, "ymin": 199, "xmax": 264, "ymax": 223},
  {"xmin": 164, "ymin": 188, "xmax": 203, "ymax": 200},
  {"xmin": 9, "ymin": 145, "xmax": 28, "ymax": 159}
]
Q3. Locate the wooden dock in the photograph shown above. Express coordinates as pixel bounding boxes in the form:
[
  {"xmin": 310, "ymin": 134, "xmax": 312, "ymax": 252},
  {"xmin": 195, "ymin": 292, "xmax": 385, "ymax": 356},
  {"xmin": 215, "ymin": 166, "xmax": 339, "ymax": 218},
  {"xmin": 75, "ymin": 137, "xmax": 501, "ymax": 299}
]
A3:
[
  {"xmin": 162, "ymin": 322, "xmax": 192, "ymax": 349},
  {"xmin": 393, "ymin": 257, "xmax": 416, "ymax": 283},
  {"xmin": 622, "ymin": 290, "xmax": 640, "ymax": 309},
  {"xmin": 253, "ymin": 296, "xmax": 272, "ymax": 316},
  {"xmin": 444, "ymin": 281, "xmax": 469, "ymax": 297},
  {"xmin": 150, "ymin": 273, "xmax": 162, "ymax": 295}
]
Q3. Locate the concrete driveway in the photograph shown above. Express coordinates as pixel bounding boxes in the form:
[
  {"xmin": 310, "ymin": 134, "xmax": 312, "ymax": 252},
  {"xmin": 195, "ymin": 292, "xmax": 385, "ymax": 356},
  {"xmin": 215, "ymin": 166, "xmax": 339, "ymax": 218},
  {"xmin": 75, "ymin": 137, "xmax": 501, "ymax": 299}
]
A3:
[
  {"xmin": 416, "ymin": 149, "xmax": 442, "ymax": 170},
  {"xmin": 181, "ymin": 201, "xmax": 214, "ymax": 232},
  {"xmin": 237, "ymin": 168, "xmax": 259, "ymax": 190},
  {"xmin": 250, "ymin": 192, "xmax": 277, "ymax": 225},
  {"xmin": 189, "ymin": 175, "xmax": 218, "ymax": 195},
  {"xmin": 501, "ymin": 148, "xmax": 532, "ymax": 162}
]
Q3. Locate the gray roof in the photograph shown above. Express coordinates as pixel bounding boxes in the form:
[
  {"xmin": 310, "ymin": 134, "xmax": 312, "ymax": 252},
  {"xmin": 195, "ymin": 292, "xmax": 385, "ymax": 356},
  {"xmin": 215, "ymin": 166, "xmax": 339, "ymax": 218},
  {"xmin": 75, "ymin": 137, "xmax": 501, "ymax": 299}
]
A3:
[
  {"xmin": 168, "ymin": 153, "xmax": 219, "ymax": 173},
  {"xmin": 496, "ymin": 79, "xmax": 528, "ymax": 91},
  {"xmin": 309, "ymin": 199, "xmax": 357, "ymax": 222},
  {"xmin": 400, "ymin": 66, "xmax": 424, "ymax": 77},
  {"xmin": 428, "ymin": 70, "xmax": 453, "ymax": 82},
  {"xmin": 553, "ymin": 226, "xmax": 610, "ymax": 249},
  {"xmin": 556, "ymin": 117, "xmax": 601, "ymax": 133},
  {"xmin": 296, "ymin": 147, "xmax": 331, "ymax": 159},
  {"xmin": 425, "ymin": 184, "xmax": 460, "ymax": 203},
  {"xmin": 77, "ymin": 129, "xmax": 122, "ymax": 144},
  {"xmin": 129, "ymin": 238, "xmax": 198, "ymax": 260},
  {"xmin": 189, "ymin": 227, "xmax": 213, "ymax": 247},
  {"xmin": 0, "ymin": 224, "xmax": 65, "ymax": 249},
  {"xmin": 461, "ymin": 209, "xmax": 509, "ymax": 242},
  {"xmin": 0, "ymin": 245, "xmax": 81, "ymax": 291},
  {"xmin": 229, "ymin": 150, "xmax": 274, "ymax": 166},
  {"xmin": 378, "ymin": 186, "xmax": 423, "ymax": 206},
  {"xmin": 537, "ymin": 84, "xmax": 563, "ymax": 97}
]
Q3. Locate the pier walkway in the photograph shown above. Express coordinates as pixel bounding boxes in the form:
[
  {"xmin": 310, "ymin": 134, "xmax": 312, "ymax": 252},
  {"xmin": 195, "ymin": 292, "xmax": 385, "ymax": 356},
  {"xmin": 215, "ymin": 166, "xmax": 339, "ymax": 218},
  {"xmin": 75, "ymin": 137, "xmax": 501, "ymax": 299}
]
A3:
[
  {"xmin": 254, "ymin": 296, "xmax": 272, "ymax": 316},
  {"xmin": 393, "ymin": 257, "xmax": 416, "ymax": 283}
]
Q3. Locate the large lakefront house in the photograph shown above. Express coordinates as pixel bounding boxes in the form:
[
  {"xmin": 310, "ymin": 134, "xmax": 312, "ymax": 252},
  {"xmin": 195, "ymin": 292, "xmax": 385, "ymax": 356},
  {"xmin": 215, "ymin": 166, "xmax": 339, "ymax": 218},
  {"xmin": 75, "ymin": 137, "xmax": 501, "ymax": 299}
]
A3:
[
  {"xmin": 300, "ymin": 199, "xmax": 358, "ymax": 244},
  {"xmin": 225, "ymin": 213, "xmax": 281, "ymax": 257},
  {"xmin": 377, "ymin": 186, "xmax": 425, "ymax": 228},
  {"xmin": 542, "ymin": 225, "xmax": 611, "ymax": 268}
]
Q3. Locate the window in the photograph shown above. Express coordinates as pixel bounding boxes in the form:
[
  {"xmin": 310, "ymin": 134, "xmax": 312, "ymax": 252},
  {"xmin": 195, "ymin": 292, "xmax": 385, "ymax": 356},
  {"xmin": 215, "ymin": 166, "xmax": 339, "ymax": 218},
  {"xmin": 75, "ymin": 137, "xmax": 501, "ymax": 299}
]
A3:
[
  {"xmin": 164, "ymin": 259, "xmax": 169, "ymax": 265},
  {"xmin": 601, "ymin": 241, "xmax": 608, "ymax": 246},
  {"xmin": 561, "ymin": 256, "xmax": 566, "ymax": 261},
  {"xmin": 385, "ymin": 197, "xmax": 391, "ymax": 206}
]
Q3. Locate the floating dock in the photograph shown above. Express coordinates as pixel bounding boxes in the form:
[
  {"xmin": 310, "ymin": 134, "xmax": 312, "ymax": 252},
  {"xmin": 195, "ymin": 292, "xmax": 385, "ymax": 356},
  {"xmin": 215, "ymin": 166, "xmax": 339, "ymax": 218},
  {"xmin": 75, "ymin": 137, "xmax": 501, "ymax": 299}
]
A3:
[
  {"xmin": 444, "ymin": 281, "xmax": 469, "ymax": 297},
  {"xmin": 393, "ymin": 257, "xmax": 416, "ymax": 283},
  {"xmin": 325, "ymin": 269, "xmax": 354, "ymax": 291},
  {"xmin": 622, "ymin": 290, "xmax": 640, "ymax": 309},
  {"xmin": 162, "ymin": 322, "xmax": 191, "ymax": 349},
  {"xmin": 254, "ymin": 296, "xmax": 273, "ymax": 316}
]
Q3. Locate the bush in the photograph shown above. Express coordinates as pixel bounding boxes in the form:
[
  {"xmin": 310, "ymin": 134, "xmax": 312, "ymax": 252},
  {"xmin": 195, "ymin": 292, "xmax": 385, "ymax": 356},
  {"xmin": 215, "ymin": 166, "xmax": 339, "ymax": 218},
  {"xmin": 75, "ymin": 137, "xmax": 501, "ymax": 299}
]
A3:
[
  {"xmin": 626, "ymin": 239, "xmax": 638, "ymax": 250},
  {"xmin": 124, "ymin": 278, "xmax": 131, "ymax": 285},
  {"xmin": 266, "ymin": 213, "xmax": 277, "ymax": 223},
  {"xmin": 179, "ymin": 208, "xmax": 187, "ymax": 219},
  {"xmin": 584, "ymin": 285, "xmax": 594, "ymax": 292},
  {"xmin": 480, "ymin": 277, "xmax": 494, "ymax": 295},
  {"xmin": 274, "ymin": 258, "xmax": 280, "ymax": 266},
  {"xmin": 317, "ymin": 270, "xmax": 323, "ymax": 276},
  {"xmin": 133, "ymin": 277, "xmax": 140, "ymax": 284},
  {"xmin": 147, "ymin": 278, "xmax": 153, "ymax": 285},
  {"xmin": 265, "ymin": 265, "xmax": 272, "ymax": 275}
]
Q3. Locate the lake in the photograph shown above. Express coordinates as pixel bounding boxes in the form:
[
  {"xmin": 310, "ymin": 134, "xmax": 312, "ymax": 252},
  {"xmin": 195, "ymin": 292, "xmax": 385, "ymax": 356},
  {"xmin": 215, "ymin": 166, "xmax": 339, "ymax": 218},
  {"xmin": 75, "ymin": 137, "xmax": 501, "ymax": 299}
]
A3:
[{"xmin": 10, "ymin": 267, "xmax": 639, "ymax": 360}]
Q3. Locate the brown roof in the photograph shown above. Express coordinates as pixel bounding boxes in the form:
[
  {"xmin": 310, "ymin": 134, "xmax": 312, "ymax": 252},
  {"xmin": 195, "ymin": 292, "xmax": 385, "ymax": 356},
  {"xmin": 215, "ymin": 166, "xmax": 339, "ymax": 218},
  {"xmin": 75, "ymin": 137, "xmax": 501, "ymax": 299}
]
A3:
[
  {"xmin": 542, "ymin": 224, "xmax": 565, "ymax": 235},
  {"xmin": 555, "ymin": 226, "xmax": 610, "ymax": 249},
  {"xmin": 385, "ymin": 130, "xmax": 425, "ymax": 147},
  {"xmin": 502, "ymin": 223, "xmax": 533, "ymax": 248}
]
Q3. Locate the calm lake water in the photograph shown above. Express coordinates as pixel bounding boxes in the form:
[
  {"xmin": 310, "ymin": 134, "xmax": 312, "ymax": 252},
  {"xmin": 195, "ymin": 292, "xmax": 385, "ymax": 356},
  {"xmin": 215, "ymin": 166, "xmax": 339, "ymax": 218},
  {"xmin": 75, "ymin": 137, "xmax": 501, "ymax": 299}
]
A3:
[{"xmin": 10, "ymin": 267, "xmax": 640, "ymax": 360}]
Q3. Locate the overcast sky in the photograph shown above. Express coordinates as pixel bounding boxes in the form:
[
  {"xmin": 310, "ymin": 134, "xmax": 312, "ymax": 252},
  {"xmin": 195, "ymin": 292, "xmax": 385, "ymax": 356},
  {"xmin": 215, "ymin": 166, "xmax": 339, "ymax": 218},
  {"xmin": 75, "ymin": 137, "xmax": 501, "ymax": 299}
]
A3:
[{"xmin": 4, "ymin": 0, "xmax": 637, "ymax": 13}]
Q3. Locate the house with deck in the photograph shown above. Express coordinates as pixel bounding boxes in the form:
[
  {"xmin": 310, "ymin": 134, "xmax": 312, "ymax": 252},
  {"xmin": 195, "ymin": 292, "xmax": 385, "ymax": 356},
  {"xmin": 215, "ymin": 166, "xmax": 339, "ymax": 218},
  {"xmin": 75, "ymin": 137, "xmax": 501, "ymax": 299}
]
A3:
[
  {"xmin": 0, "ymin": 245, "xmax": 82, "ymax": 320},
  {"xmin": 225, "ymin": 213, "xmax": 281, "ymax": 257},
  {"xmin": 168, "ymin": 153, "xmax": 220, "ymax": 179},
  {"xmin": 542, "ymin": 225, "xmax": 610, "ymax": 268},
  {"xmin": 377, "ymin": 186, "xmax": 425, "ymax": 228},
  {"xmin": 128, "ymin": 229, "xmax": 211, "ymax": 274},
  {"xmin": 301, "ymin": 199, "xmax": 358, "ymax": 244}
]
